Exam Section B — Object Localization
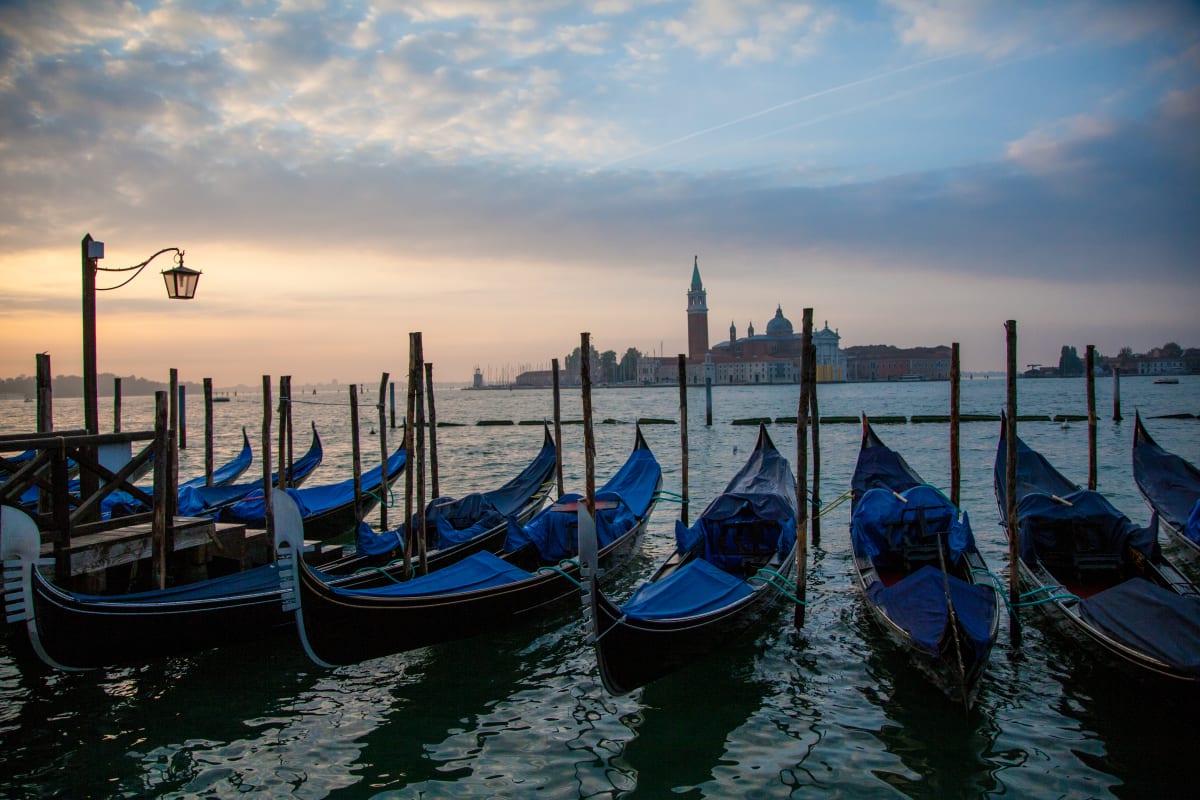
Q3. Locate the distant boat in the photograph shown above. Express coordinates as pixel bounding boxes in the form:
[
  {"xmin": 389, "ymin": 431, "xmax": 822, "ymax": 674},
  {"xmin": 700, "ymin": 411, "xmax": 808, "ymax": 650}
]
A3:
[
  {"xmin": 1154, "ymin": 377, "xmax": 1180, "ymax": 385},
  {"xmin": 23, "ymin": 395, "xmax": 31, "ymax": 403},
  {"xmin": 213, "ymin": 396, "xmax": 231, "ymax": 402},
  {"xmin": 897, "ymin": 374, "xmax": 924, "ymax": 382}
]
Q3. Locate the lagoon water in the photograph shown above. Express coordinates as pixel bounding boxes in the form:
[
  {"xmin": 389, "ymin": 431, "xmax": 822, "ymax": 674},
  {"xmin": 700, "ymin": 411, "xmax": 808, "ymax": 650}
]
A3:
[{"xmin": 1, "ymin": 376, "xmax": 1198, "ymax": 798}]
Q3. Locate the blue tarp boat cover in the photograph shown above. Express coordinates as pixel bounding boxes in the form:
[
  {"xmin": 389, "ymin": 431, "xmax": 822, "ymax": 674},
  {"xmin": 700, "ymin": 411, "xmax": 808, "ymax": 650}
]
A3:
[
  {"xmin": 995, "ymin": 426, "xmax": 1078, "ymax": 504},
  {"xmin": 674, "ymin": 434, "xmax": 797, "ymax": 567},
  {"xmin": 221, "ymin": 449, "xmax": 405, "ymax": 525},
  {"xmin": 1080, "ymin": 578, "xmax": 1200, "ymax": 677},
  {"xmin": 851, "ymin": 484, "xmax": 975, "ymax": 565},
  {"xmin": 1016, "ymin": 489, "xmax": 1159, "ymax": 565},
  {"xmin": 331, "ymin": 550, "xmax": 533, "ymax": 598},
  {"xmin": 866, "ymin": 565, "xmax": 997, "ymax": 660},
  {"xmin": 504, "ymin": 445, "xmax": 660, "ymax": 561},
  {"xmin": 620, "ymin": 558, "xmax": 754, "ymax": 621},
  {"xmin": 1133, "ymin": 423, "xmax": 1200, "ymax": 544},
  {"xmin": 356, "ymin": 520, "xmax": 402, "ymax": 556},
  {"xmin": 852, "ymin": 435, "xmax": 923, "ymax": 500}
]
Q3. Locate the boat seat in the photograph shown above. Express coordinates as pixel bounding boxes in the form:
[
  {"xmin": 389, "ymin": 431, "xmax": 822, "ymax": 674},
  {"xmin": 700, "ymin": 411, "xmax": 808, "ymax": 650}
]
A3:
[
  {"xmin": 707, "ymin": 520, "xmax": 778, "ymax": 573},
  {"xmin": 1071, "ymin": 525, "xmax": 1124, "ymax": 586},
  {"xmin": 883, "ymin": 504, "xmax": 952, "ymax": 574}
]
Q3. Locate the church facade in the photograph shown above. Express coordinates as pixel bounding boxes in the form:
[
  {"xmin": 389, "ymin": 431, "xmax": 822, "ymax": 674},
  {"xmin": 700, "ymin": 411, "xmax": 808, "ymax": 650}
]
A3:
[{"xmin": 672, "ymin": 258, "xmax": 845, "ymax": 385}]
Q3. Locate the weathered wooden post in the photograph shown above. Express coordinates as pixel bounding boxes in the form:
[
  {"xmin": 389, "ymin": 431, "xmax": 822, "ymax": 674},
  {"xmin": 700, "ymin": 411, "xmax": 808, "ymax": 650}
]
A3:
[
  {"xmin": 1086, "ymin": 344, "xmax": 1097, "ymax": 491},
  {"xmin": 704, "ymin": 354, "xmax": 713, "ymax": 427},
  {"xmin": 168, "ymin": 368, "xmax": 179, "ymax": 517},
  {"xmin": 677, "ymin": 354, "xmax": 689, "ymax": 526},
  {"xmin": 350, "ymin": 385, "xmax": 363, "ymax": 526},
  {"xmin": 425, "ymin": 362, "xmax": 440, "ymax": 499},
  {"xmin": 1005, "ymin": 321, "xmax": 1020, "ymax": 636},
  {"xmin": 390, "ymin": 381, "xmax": 397, "ymax": 429},
  {"xmin": 152, "ymin": 390, "xmax": 169, "ymax": 590},
  {"xmin": 413, "ymin": 339, "xmax": 428, "ymax": 574},
  {"xmin": 794, "ymin": 309, "xmax": 813, "ymax": 628},
  {"xmin": 552, "ymin": 357, "xmax": 564, "ymax": 497},
  {"xmin": 35, "ymin": 354, "xmax": 52, "ymax": 434},
  {"xmin": 581, "ymin": 333, "xmax": 596, "ymax": 513},
  {"xmin": 950, "ymin": 343, "xmax": 961, "ymax": 508},
  {"xmin": 285, "ymin": 375, "xmax": 294, "ymax": 486},
  {"xmin": 404, "ymin": 339, "xmax": 418, "ymax": 568},
  {"xmin": 378, "ymin": 371, "xmax": 390, "ymax": 533},
  {"xmin": 113, "ymin": 377, "xmax": 122, "ymax": 433},
  {"xmin": 204, "ymin": 378, "xmax": 214, "ymax": 486},
  {"xmin": 178, "ymin": 384, "xmax": 187, "ymax": 450},
  {"xmin": 277, "ymin": 376, "xmax": 289, "ymax": 492},
  {"xmin": 808, "ymin": 337, "xmax": 821, "ymax": 546},
  {"xmin": 261, "ymin": 376, "xmax": 273, "ymax": 540},
  {"xmin": 1112, "ymin": 366, "xmax": 1122, "ymax": 423}
]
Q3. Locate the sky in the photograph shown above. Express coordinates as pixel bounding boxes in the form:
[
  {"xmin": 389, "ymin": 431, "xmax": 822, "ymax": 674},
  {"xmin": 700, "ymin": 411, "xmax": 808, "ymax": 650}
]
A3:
[{"xmin": 0, "ymin": 0, "xmax": 1197, "ymax": 387}]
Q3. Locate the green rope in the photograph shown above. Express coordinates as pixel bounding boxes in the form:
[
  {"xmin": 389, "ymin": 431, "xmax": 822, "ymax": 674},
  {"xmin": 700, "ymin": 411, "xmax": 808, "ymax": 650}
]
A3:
[
  {"xmin": 814, "ymin": 489, "xmax": 852, "ymax": 518},
  {"xmin": 969, "ymin": 568, "xmax": 1080, "ymax": 610},
  {"xmin": 748, "ymin": 568, "xmax": 806, "ymax": 605},
  {"xmin": 656, "ymin": 489, "xmax": 686, "ymax": 499},
  {"xmin": 537, "ymin": 565, "xmax": 582, "ymax": 589},
  {"xmin": 352, "ymin": 565, "xmax": 404, "ymax": 583}
]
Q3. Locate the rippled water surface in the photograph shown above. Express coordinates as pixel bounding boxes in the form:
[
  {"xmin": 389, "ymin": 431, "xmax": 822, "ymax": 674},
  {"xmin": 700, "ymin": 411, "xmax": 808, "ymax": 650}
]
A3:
[{"xmin": 2, "ymin": 376, "xmax": 1198, "ymax": 798}]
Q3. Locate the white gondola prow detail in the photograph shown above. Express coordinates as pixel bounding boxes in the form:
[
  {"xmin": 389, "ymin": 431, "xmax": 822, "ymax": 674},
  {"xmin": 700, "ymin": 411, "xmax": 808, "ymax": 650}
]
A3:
[
  {"xmin": 2, "ymin": 505, "xmax": 77, "ymax": 670},
  {"xmin": 270, "ymin": 489, "xmax": 336, "ymax": 669}
]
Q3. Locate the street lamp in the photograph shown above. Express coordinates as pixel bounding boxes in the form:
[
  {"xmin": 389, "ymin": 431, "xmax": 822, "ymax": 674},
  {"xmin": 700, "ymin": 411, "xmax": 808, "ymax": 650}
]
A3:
[{"xmin": 81, "ymin": 233, "xmax": 201, "ymax": 437}]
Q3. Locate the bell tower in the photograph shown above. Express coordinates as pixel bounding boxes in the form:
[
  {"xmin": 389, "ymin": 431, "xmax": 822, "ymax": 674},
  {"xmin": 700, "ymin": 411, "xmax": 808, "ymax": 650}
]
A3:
[{"xmin": 687, "ymin": 255, "xmax": 709, "ymax": 360}]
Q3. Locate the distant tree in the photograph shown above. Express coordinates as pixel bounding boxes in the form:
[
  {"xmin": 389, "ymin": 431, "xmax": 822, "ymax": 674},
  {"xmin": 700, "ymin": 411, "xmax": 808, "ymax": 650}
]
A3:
[
  {"xmin": 1119, "ymin": 346, "xmax": 1134, "ymax": 358},
  {"xmin": 1058, "ymin": 346, "xmax": 1084, "ymax": 377},
  {"xmin": 1162, "ymin": 342, "xmax": 1183, "ymax": 358},
  {"xmin": 619, "ymin": 348, "xmax": 641, "ymax": 382},
  {"xmin": 599, "ymin": 350, "xmax": 618, "ymax": 383}
]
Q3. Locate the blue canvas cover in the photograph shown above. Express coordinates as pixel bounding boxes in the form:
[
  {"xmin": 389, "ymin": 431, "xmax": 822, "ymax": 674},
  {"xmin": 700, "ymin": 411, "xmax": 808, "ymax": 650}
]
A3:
[
  {"xmin": 331, "ymin": 551, "xmax": 533, "ymax": 598},
  {"xmin": 1133, "ymin": 418, "xmax": 1200, "ymax": 544},
  {"xmin": 852, "ymin": 430, "xmax": 923, "ymax": 503},
  {"xmin": 1016, "ymin": 489, "xmax": 1159, "ymax": 566},
  {"xmin": 851, "ymin": 485, "xmax": 975, "ymax": 565},
  {"xmin": 620, "ymin": 558, "xmax": 754, "ymax": 621},
  {"xmin": 356, "ymin": 520, "xmax": 403, "ymax": 556},
  {"xmin": 1080, "ymin": 578, "xmax": 1200, "ymax": 677},
  {"xmin": 674, "ymin": 431, "xmax": 797, "ymax": 566},
  {"xmin": 504, "ymin": 444, "xmax": 660, "ymax": 561},
  {"xmin": 221, "ymin": 448, "xmax": 405, "ymax": 525},
  {"xmin": 866, "ymin": 565, "xmax": 997, "ymax": 660},
  {"xmin": 994, "ymin": 423, "xmax": 1078, "ymax": 506}
]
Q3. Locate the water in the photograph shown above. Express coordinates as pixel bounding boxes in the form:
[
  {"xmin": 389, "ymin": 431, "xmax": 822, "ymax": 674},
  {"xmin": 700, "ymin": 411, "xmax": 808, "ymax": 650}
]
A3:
[{"xmin": 2, "ymin": 376, "xmax": 1198, "ymax": 798}]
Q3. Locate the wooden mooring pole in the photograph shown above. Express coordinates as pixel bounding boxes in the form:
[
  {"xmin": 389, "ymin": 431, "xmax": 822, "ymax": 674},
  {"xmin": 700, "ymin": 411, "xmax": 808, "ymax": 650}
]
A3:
[
  {"xmin": 950, "ymin": 343, "xmax": 961, "ymax": 508},
  {"xmin": 204, "ymin": 378, "xmax": 214, "ymax": 486},
  {"xmin": 36, "ymin": 353, "xmax": 52, "ymax": 516},
  {"xmin": 1086, "ymin": 344, "xmax": 1097, "ymax": 491},
  {"xmin": 413, "ymin": 340, "xmax": 428, "ymax": 574},
  {"xmin": 581, "ymin": 333, "xmax": 596, "ymax": 514},
  {"xmin": 261, "ymin": 376, "xmax": 273, "ymax": 539},
  {"xmin": 1112, "ymin": 367, "xmax": 1122, "ymax": 423},
  {"xmin": 794, "ymin": 308, "xmax": 813, "ymax": 628},
  {"xmin": 277, "ymin": 376, "xmax": 288, "ymax": 492},
  {"xmin": 378, "ymin": 371, "xmax": 390, "ymax": 533},
  {"xmin": 113, "ymin": 377, "xmax": 121, "ymax": 433},
  {"xmin": 677, "ymin": 354, "xmax": 689, "ymax": 526},
  {"xmin": 152, "ymin": 391, "xmax": 169, "ymax": 590},
  {"xmin": 425, "ymin": 363, "xmax": 440, "ymax": 499},
  {"xmin": 1005, "ymin": 321, "xmax": 1021, "ymax": 639},
  {"xmin": 808, "ymin": 337, "xmax": 821, "ymax": 546},
  {"xmin": 350, "ymin": 384, "xmax": 363, "ymax": 527},
  {"xmin": 404, "ymin": 336, "xmax": 418, "ymax": 569},
  {"xmin": 178, "ymin": 384, "xmax": 187, "ymax": 450},
  {"xmin": 552, "ymin": 357, "xmax": 564, "ymax": 497}
]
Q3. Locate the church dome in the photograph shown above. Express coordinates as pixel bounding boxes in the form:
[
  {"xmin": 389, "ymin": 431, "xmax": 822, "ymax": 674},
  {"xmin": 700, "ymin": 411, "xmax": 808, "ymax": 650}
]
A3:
[{"xmin": 765, "ymin": 305, "xmax": 793, "ymax": 337}]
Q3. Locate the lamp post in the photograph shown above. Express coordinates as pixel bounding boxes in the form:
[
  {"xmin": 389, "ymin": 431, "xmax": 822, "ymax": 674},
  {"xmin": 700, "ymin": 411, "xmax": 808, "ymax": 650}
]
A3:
[{"xmin": 81, "ymin": 233, "xmax": 201, "ymax": 436}]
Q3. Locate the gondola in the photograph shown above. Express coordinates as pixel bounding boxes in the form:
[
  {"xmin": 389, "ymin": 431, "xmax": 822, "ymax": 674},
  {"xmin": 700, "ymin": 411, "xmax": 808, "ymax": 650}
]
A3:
[
  {"xmin": 103, "ymin": 422, "xmax": 324, "ymax": 519},
  {"xmin": 851, "ymin": 415, "xmax": 999, "ymax": 707},
  {"xmin": 1, "ymin": 434, "xmax": 557, "ymax": 670},
  {"xmin": 1132, "ymin": 411, "xmax": 1200, "ymax": 558},
  {"xmin": 995, "ymin": 417, "xmax": 1200, "ymax": 683},
  {"xmin": 329, "ymin": 425, "xmax": 558, "ymax": 574},
  {"xmin": 276, "ymin": 427, "xmax": 662, "ymax": 667},
  {"xmin": 584, "ymin": 424, "xmax": 797, "ymax": 696},
  {"xmin": 219, "ymin": 445, "xmax": 405, "ymax": 539}
]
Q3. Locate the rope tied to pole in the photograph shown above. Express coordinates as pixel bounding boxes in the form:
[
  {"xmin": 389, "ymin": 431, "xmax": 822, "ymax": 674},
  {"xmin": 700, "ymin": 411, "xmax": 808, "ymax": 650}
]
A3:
[{"xmin": 748, "ymin": 568, "xmax": 806, "ymax": 605}]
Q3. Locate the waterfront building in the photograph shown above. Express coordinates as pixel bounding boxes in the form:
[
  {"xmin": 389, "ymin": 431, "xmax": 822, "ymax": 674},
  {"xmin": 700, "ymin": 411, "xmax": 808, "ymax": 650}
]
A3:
[
  {"xmin": 843, "ymin": 345, "xmax": 952, "ymax": 381},
  {"xmin": 681, "ymin": 260, "xmax": 845, "ymax": 385}
]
